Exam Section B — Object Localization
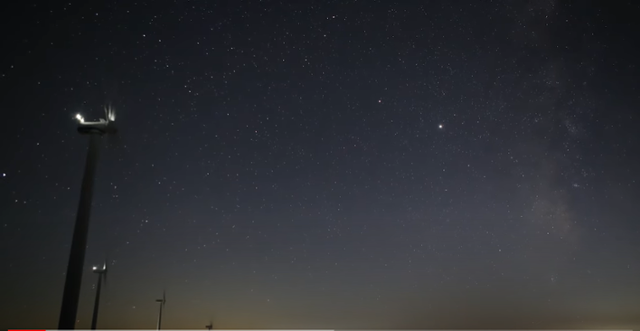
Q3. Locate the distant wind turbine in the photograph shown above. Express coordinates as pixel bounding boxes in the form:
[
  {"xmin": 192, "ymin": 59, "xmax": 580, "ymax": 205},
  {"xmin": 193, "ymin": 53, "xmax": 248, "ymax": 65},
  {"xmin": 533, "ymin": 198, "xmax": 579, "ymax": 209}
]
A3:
[
  {"xmin": 156, "ymin": 290, "xmax": 166, "ymax": 330},
  {"xmin": 90, "ymin": 260, "xmax": 108, "ymax": 330}
]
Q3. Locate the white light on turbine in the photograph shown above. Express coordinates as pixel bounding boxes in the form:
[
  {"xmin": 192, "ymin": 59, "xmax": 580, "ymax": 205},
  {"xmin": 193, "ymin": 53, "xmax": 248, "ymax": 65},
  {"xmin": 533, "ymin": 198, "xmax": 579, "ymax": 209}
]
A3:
[{"xmin": 75, "ymin": 114, "xmax": 85, "ymax": 123}]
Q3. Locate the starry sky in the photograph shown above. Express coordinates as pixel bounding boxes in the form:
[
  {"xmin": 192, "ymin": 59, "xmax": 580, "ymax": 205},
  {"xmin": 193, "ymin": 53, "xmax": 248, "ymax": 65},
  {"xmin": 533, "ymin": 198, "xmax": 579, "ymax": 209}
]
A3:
[{"xmin": 1, "ymin": 0, "xmax": 640, "ymax": 329}]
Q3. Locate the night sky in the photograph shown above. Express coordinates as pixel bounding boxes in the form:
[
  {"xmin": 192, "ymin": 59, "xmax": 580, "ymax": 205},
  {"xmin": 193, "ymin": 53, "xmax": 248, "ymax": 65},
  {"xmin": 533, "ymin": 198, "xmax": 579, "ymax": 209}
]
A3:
[{"xmin": 1, "ymin": 0, "xmax": 640, "ymax": 329}]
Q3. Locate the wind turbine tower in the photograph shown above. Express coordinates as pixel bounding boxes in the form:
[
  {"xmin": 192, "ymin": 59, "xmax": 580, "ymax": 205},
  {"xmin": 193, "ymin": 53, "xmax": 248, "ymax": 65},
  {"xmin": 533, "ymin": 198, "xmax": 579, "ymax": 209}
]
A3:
[
  {"xmin": 91, "ymin": 261, "xmax": 108, "ymax": 330},
  {"xmin": 156, "ymin": 291, "xmax": 166, "ymax": 330},
  {"xmin": 58, "ymin": 106, "xmax": 117, "ymax": 329}
]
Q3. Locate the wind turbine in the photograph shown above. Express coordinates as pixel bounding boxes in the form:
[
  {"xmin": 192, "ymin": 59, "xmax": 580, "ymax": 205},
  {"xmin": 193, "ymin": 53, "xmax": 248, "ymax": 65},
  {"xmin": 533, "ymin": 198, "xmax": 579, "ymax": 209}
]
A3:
[
  {"xmin": 156, "ymin": 290, "xmax": 166, "ymax": 330},
  {"xmin": 90, "ymin": 260, "xmax": 108, "ymax": 330},
  {"xmin": 205, "ymin": 321, "xmax": 213, "ymax": 330},
  {"xmin": 58, "ymin": 105, "xmax": 117, "ymax": 330}
]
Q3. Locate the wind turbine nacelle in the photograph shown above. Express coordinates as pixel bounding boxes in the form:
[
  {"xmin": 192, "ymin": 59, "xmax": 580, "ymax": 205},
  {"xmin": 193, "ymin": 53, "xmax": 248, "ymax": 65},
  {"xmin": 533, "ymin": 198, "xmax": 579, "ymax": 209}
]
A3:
[
  {"xmin": 75, "ymin": 109, "xmax": 117, "ymax": 135},
  {"xmin": 77, "ymin": 121, "xmax": 117, "ymax": 135}
]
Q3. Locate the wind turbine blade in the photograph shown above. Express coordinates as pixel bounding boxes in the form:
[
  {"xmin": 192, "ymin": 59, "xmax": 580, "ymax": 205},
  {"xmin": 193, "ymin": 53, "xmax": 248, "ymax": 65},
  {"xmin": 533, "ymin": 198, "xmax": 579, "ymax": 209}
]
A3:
[{"xmin": 163, "ymin": 290, "xmax": 166, "ymax": 304}]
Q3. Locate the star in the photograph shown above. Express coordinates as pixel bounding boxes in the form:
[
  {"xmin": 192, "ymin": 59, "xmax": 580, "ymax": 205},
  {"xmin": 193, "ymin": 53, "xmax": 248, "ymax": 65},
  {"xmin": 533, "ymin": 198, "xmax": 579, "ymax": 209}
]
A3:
[{"xmin": 2, "ymin": 2, "xmax": 638, "ymax": 329}]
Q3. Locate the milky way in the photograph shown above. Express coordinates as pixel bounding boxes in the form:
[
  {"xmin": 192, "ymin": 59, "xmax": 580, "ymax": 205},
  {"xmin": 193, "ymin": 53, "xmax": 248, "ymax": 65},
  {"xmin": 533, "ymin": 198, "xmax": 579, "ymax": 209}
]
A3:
[{"xmin": 1, "ymin": 1, "xmax": 639, "ymax": 329}]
